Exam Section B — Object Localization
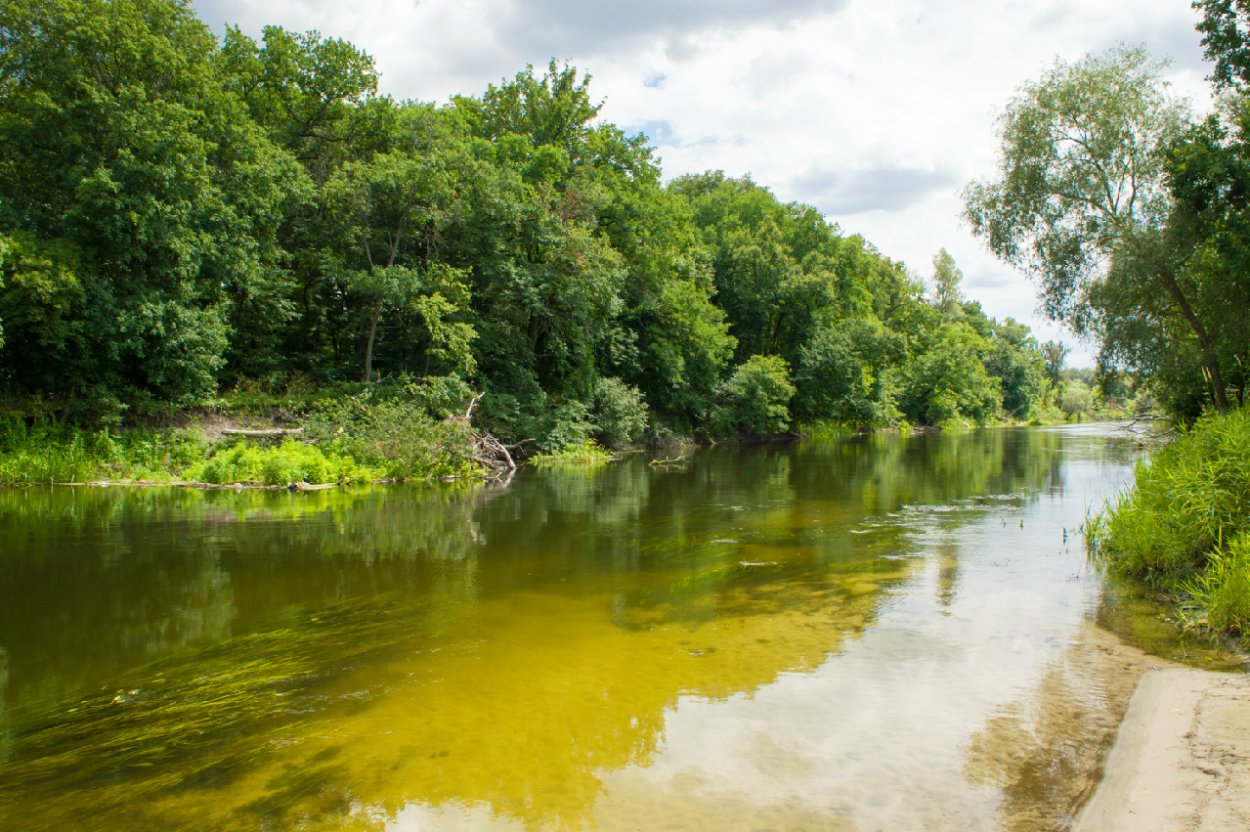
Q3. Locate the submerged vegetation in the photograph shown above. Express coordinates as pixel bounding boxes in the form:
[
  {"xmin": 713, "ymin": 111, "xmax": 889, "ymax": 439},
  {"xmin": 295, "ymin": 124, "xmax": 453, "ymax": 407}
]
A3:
[{"xmin": 1089, "ymin": 409, "xmax": 1250, "ymax": 643}]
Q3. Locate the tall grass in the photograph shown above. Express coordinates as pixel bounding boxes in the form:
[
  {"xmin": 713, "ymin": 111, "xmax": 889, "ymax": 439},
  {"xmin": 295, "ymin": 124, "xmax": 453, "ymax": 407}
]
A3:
[
  {"xmin": 183, "ymin": 439, "xmax": 380, "ymax": 486},
  {"xmin": 1090, "ymin": 408, "xmax": 1250, "ymax": 640},
  {"xmin": 0, "ymin": 418, "xmax": 206, "ymax": 485}
]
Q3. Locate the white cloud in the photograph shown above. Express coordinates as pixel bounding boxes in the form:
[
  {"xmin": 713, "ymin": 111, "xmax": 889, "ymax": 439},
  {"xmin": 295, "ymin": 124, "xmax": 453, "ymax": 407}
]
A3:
[{"xmin": 192, "ymin": 0, "xmax": 1212, "ymax": 366}]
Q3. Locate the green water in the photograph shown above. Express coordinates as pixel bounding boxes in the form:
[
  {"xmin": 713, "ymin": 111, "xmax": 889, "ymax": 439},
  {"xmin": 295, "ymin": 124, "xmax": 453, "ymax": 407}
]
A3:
[{"xmin": 0, "ymin": 425, "xmax": 1239, "ymax": 831}]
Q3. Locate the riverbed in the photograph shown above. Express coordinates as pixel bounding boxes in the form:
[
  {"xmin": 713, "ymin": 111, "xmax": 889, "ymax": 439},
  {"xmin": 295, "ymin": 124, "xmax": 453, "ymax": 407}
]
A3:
[{"xmin": 0, "ymin": 424, "xmax": 1242, "ymax": 831}]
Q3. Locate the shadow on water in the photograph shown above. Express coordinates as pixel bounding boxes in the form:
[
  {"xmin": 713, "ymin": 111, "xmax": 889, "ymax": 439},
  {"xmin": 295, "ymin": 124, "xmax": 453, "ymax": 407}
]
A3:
[{"xmin": 0, "ymin": 425, "xmax": 1221, "ymax": 831}]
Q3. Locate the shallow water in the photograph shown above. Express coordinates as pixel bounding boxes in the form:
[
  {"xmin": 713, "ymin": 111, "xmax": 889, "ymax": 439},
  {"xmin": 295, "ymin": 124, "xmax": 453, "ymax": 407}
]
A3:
[{"xmin": 0, "ymin": 424, "xmax": 1239, "ymax": 831}]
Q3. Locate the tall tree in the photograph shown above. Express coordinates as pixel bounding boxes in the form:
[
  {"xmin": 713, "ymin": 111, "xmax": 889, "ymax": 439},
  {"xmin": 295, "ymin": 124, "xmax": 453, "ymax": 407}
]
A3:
[
  {"xmin": 963, "ymin": 47, "xmax": 1234, "ymax": 412},
  {"xmin": 930, "ymin": 248, "xmax": 964, "ymax": 321}
]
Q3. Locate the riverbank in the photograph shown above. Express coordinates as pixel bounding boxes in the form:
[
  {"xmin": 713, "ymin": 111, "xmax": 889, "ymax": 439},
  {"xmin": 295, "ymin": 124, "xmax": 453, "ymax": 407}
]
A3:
[
  {"xmin": 1075, "ymin": 667, "xmax": 1250, "ymax": 832},
  {"xmin": 1088, "ymin": 407, "xmax": 1250, "ymax": 648}
]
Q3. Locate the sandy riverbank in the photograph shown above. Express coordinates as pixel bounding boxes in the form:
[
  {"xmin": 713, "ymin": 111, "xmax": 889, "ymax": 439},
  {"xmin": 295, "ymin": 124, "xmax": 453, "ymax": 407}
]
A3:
[{"xmin": 1073, "ymin": 667, "xmax": 1250, "ymax": 832}]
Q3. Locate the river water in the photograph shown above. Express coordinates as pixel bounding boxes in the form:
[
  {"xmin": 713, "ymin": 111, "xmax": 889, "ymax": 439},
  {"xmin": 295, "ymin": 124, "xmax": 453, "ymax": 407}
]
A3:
[{"xmin": 0, "ymin": 424, "xmax": 1239, "ymax": 831}]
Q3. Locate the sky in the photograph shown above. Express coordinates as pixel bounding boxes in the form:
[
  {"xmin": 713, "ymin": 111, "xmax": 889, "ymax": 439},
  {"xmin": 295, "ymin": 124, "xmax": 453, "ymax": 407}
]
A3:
[{"xmin": 193, "ymin": 0, "xmax": 1214, "ymax": 367}]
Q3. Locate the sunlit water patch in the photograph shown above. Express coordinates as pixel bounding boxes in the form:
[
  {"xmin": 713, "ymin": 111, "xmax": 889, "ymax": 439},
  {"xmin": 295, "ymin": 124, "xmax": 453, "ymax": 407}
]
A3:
[{"xmin": 0, "ymin": 425, "xmax": 1240, "ymax": 831}]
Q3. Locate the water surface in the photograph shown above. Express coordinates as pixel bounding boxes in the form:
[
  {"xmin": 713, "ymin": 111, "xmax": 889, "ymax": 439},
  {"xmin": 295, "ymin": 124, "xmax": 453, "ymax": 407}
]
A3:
[{"xmin": 0, "ymin": 425, "xmax": 1232, "ymax": 831}]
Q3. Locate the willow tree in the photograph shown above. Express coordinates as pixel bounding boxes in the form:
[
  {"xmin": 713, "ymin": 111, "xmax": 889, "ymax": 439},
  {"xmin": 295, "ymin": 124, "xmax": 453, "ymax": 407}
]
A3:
[{"xmin": 964, "ymin": 47, "xmax": 1232, "ymax": 412}]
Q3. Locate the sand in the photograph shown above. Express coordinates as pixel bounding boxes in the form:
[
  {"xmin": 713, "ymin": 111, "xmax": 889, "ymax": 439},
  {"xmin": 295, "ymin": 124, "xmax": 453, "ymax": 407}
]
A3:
[{"xmin": 1073, "ymin": 667, "xmax": 1250, "ymax": 832}]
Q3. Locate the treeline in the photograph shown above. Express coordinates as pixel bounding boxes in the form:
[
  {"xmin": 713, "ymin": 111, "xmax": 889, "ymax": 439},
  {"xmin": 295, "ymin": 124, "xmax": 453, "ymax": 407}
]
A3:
[{"xmin": 0, "ymin": 0, "xmax": 1057, "ymax": 447}]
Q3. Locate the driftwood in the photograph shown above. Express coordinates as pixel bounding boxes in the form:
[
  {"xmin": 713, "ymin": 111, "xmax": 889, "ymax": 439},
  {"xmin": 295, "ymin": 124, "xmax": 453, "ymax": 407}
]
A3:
[
  {"xmin": 220, "ymin": 428, "xmax": 304, "ymax": 438},
  {"xmin": 444, "ymin": 393, "xmax": 516, "ymax": 477},
  {"xmin": 288, "ymin": 481, "xmax": 338, "ymax": 492}
]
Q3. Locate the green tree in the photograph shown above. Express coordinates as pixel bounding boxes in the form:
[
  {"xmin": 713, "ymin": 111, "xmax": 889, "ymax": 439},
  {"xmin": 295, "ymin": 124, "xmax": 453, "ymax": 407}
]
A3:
[
  {"xmin": 964, "ymin": 47, "xmax": 1235, "ymax": 412},
  {"xmin": 902, "ymin": 323, "xmax": 1002, "ymax": 425},
  {"xmin": 930, "ymin": 248, "xmax": 964, "ymax": 321},
  {"xmin": 794, "ymin": 318, "xmax": 902, "ymax": 426}
]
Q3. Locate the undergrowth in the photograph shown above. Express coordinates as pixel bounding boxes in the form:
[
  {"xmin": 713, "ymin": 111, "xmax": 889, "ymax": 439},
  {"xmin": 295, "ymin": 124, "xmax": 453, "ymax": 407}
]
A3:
[
  {"xmin": 1089, "ymin": 408, "xmax": 1250, "ymax": 642},
  {"xmin": 529, "ymin": 439, "xmax": 614, "ymax": 468}
]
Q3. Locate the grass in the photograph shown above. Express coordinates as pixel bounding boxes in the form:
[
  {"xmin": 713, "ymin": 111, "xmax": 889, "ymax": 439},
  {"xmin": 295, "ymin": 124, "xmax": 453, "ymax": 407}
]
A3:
[
  {"xmin": 1088, "ymin": 407, "xmax": 1250, "ymax": 643},
  {"xmin": 0, "ymin": 381, "xmax": 486, "ymax": 488},
  {"xmin": 182, "ymin": 439, "xmax": 380, "ymax": 486},
  {"xmin": 529, "ymin": 439, "xmax": 614, "ymax": 468},
  {"xmin": 0, "ymin": 419, "xmax": 208, "ymax": 485}
]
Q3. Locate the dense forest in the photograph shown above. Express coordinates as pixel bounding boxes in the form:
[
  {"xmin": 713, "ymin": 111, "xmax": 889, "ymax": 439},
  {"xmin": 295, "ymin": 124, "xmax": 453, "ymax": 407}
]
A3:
[{"xmin": 0, "ymin": 0, "xmax": 1077, "ymax": 452}]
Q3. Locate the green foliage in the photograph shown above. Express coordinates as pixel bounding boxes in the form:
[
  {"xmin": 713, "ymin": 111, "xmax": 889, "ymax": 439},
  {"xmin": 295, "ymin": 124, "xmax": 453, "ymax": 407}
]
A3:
[
  {"xmin": 902, "ymin": 323, "xmax": 1002, "ymax": 426},
  {"xmin": 1092, "ymin": 408, "xmax": 1250, "ymax": 640},
  {"xmin": 529, "ymin": 439, "xmax": 613, "ymax": 468},
  {"xmin": 794, "ymin": 318, "xmax": 901, "ymax": 427},
  {"xmin": 1183, "ymin": 533, "xmax": 1250, "ymax": 635},
  {"xmin": 1095, "ymin": 408, "xmax": 1250, "ymax": 578},
  {"xmin": 0, "ymin": 418, "xmax": 207, "ymax": 484},
  {"xmin": 0, "ymin": 0, "xmax": 1063, "ymax": 446},
  {"xmin": 592, "ymin": 377, "xmax": 649, "ymax": 445},
  {"xmin": 967, "ymin": 42, "xmax": 1246, "ymax": 415},
  {"xmin": 540, "ymin": 400, "xmax": 596, "ymax": 452},
  {"xmin": 185, "ymin": 439, "xmax": 377, "ymax": 485},
  {"xmin": 304, "ymin": 384, "xmax": 480, "ymax": 480},
  {"xmin": 710, "ymin": 355, "xmax": 796, "ymax": 436},
  {"xmin": 1059, "ymin": 380, "xmax": 1094, "ymax": 420},
  {"xmin": 0, "ymin": 0, "xmax": 306, "ymax": 409}
]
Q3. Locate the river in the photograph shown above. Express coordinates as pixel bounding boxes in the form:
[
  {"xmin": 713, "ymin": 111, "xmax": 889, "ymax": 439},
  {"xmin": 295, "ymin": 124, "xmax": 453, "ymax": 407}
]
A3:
[{"xmin": 0, "ymin": 424, "xmax": 1239, "ymax": 831}]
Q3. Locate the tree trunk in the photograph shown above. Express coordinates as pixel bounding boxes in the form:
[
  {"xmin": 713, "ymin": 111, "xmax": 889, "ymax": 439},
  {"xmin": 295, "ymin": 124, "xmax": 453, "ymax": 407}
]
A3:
[
  {"xmin": 364, "ymin": 297, "xmax": 383, "ymax": 383},
  {"xmin": 1157, "ymin": 268, "xmax": 1229, "ymax": 412}
]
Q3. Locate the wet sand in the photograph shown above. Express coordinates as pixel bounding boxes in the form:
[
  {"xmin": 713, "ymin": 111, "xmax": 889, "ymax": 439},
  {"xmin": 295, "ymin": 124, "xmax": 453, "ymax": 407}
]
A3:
[{"xmin": 1074, "ymin": 667, "xmax": 1250, "ymax": 832}]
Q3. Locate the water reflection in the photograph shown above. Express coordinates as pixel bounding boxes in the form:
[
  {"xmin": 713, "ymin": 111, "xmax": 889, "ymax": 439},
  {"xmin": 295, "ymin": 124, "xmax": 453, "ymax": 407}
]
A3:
[{"xmin": 0, "ymin": 426, "xmax": 1180, "ymax": 831}]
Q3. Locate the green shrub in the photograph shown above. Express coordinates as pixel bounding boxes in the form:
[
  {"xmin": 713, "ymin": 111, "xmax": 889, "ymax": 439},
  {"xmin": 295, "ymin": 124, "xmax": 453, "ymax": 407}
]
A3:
[
  {"xmin": 530, "ymin": 439, "xmax": 613, "ymax": 468},
  {"xmin": 184, "ymin": 439, "xmax": 378, "ymax": 486},
  {"xmin": 709, "ymin": 355, "xmax": 795, "ymax": 436},
  {"xmin": 540, "ymin": 400, "xmax": 595, "ymax": 452},
  {"xmin": 305, "ymin": 385, "xmax": 480, "ymax": 480},
  {"xmin": 592, "ymin": 377, "xmax": 649, "ymax": 445},
  {"xmin": 1183, "ymin": 534, "xmax": 1250, "ymax": 635},
  {"xmin": 0, "ymin": 418, "xmax": 210, "ymax": 484},
  {"xmin": 1095, "ymin": 408, "xmax": 1250, "ymax": 579}
]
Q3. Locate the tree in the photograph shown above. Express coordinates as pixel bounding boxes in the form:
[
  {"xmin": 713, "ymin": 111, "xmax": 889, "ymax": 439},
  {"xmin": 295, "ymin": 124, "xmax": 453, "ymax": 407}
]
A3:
[
  {"xmin": 0, "ymin": 0, "xmax": 303, "ymax": 413},
  {"xmin": 902, "ymin": 323, "xmax": 1002, "ymax": 425},
  {"xmin": 1196, "ymin": 0, "xmax": 1250, "ymax": 91},
  {"xmin": 1041, "ymin": 341, "xmax": 1069, "ymax": 387},
  {"xmin": 794, "ymin": 318, "xmax": 902, "ymax": 426},
  {"xmin": 964, "ymin": 47, "xmax": 1234, "ymax": 412},
  {"xmin": 930, "ymin": 248, "xmax": 964, "ymax": 321}
]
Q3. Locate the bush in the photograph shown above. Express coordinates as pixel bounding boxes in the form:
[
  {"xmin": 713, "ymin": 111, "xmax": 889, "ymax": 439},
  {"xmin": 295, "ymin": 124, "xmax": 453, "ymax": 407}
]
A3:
[
  {"xmin": 305, "ymin": 385, "xmax": 480, "ymax": 480},
  {"xmin": 0, "ymin": 418, "xmax": 208, "ymax": 484},
  {"xmin": 530, "ymin": 439, "xmax": 613, "ymax": 468},
  {"xmin": 592, "ymin": 377, "xmax": 649, "ymax": 445},
  {"xmin": 1184, "ymin": 534, "xmax": 1250, "ymax": 635},
  {"xmin": 541, "ymin": 400, "xmax": 595, "ymax": 452},
  {"xmin": 184, "ymin": 439, "xmax": 378, "ymax": 485},
  {"xmin": 709, "ymin": 355, "xmax": 795, "ymax": 436}
]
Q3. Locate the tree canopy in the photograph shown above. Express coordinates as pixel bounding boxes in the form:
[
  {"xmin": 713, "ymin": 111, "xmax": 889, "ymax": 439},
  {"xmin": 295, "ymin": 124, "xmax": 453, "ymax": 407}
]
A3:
[
  {"xmin": 0, "ymin": 0, "xmax": 1060, "ymax": 438},
  {"xmin": 966, "ymin": 44, "xmax": 1246, "ymax": 416}
]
